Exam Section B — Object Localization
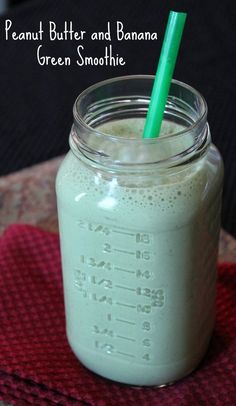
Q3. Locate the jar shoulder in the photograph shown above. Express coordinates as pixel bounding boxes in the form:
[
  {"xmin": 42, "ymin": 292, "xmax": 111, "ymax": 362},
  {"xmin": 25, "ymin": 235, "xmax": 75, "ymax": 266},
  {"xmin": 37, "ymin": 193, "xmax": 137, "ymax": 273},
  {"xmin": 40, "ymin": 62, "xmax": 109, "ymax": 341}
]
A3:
[
  {"xmin": 206, "ymin": 144, "xmax": 224, "ymax": 191},
  {"xmin": 56, "ymin": 151, "xmax": 83, "ymax": 194},
  {"xmin": 56, "ymin": 146, "xmax": 223, "ymax": 230},
  {"xmin": 56, "ymin": 146, "xmax": 223, "ymax": 194}
]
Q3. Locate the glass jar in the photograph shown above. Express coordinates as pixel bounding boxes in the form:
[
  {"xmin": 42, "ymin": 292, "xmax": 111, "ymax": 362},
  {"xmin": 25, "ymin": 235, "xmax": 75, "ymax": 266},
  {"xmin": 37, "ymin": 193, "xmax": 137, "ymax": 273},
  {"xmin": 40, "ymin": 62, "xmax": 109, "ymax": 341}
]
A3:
[{"xmin": 56, "ymin": 75, "xmax": 223, "ymax": 386}]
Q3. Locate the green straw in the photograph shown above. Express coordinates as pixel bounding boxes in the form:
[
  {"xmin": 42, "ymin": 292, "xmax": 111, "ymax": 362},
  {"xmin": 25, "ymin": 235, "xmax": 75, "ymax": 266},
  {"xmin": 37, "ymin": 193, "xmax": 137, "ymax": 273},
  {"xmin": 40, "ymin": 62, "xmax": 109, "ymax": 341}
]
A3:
[{"xmin": 143, "ymin": 11, "xmax": 187, "ymax": 139}]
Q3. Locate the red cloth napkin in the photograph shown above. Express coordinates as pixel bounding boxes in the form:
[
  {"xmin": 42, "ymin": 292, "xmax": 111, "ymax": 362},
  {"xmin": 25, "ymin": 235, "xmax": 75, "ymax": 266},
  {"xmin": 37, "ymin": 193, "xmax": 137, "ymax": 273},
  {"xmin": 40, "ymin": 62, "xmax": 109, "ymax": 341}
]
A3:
[{"xmin": 0, "ymin": 224, "xmax": 235, "ymax": 406}]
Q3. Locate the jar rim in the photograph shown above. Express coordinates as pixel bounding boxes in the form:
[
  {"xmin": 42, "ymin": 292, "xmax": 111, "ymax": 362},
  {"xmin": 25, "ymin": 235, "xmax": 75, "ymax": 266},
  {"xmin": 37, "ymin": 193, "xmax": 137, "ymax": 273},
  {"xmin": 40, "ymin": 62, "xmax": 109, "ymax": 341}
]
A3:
[{"xmin": 73, "ymin": 74, "xmax": 208, "ymax": 144}]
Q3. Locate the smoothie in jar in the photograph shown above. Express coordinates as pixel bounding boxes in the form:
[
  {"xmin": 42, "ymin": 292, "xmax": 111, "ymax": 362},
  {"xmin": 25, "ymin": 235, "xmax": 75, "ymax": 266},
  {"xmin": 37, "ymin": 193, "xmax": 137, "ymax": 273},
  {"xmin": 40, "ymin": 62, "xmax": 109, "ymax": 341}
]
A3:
[{"xmin": 56, "ymin": 76, "xmax": 223, "ymax": 386}]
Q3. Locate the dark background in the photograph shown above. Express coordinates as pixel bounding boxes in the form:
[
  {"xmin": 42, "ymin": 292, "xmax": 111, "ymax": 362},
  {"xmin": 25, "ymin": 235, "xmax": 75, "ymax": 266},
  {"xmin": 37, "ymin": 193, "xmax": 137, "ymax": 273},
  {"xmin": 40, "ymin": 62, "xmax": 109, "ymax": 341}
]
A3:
[{"xmin": 0, "ymin": 0, "xmax": 236, "ymax": 235}]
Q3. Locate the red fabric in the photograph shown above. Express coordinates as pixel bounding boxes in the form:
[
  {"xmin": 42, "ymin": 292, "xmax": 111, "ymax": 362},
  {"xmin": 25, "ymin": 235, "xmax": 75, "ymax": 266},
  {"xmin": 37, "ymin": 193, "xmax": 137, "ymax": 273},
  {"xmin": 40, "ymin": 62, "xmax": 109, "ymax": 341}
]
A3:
[{"xmin": 0, "ymin": 224, "xmax": 235, "ymax": 406}]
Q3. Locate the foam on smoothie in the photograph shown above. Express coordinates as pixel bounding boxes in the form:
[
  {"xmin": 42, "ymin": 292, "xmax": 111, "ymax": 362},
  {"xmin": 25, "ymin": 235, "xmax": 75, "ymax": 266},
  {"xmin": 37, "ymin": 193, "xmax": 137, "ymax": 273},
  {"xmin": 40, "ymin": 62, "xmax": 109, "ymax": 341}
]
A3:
[
  {"xmin": 84, "ymin": 118, "xmax": 194, "ymax": 165},
  {"xmin": 96, "ymin": 117, "xmax": 179, "ymax": 138},
  {"xmin": 59, "ymin": 119, "xmax": 207, "ymax": 218}
]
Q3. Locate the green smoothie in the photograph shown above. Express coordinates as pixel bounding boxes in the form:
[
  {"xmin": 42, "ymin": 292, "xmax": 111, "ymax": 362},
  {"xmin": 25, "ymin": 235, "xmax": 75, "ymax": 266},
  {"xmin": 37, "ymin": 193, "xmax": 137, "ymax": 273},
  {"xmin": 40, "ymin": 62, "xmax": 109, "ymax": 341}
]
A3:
[{"xmin": 56, "ymin": 117, "xmax": 223, "ymax": 386}]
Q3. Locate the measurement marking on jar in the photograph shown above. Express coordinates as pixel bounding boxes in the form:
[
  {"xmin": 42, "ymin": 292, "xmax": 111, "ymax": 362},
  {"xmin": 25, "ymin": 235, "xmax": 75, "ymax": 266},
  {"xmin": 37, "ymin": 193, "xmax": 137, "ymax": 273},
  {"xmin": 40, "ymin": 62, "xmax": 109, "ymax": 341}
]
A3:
[
  {"xmin": 114, "ymin": 266, "xmax": 135, "ymax": 274},
  {"xmin": 116, "ymin": 302, "xmax": 136, "ymax": 309},
  {"xmin": 115, "ymin": 284, "xmax": 136, "ymax": 292},
  {"xmin": 112, "ymin": 229, "xmax": 135, "ymax": 237},
  {"xmin": 116, "ymin": 318, "xmax": 136, "ymax": 326},
  {"xmin": 117, "ymin": 351, "xmax": 135, "ymax": 358},
  {"xmin": 114, "ymin": 248, "xmax": 135, "ymax": 255},
  {"xmin": 117, "ymin": 335, "xmax": 136, "ymax": 342}
]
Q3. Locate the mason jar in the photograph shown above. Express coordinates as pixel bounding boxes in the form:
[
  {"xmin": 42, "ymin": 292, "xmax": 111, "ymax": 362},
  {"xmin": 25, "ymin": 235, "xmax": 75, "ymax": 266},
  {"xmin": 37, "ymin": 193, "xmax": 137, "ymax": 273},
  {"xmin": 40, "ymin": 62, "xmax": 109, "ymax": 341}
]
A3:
[{"xmin": 56, "ymin": 75, "xmax": 223, "ymax": 386}]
